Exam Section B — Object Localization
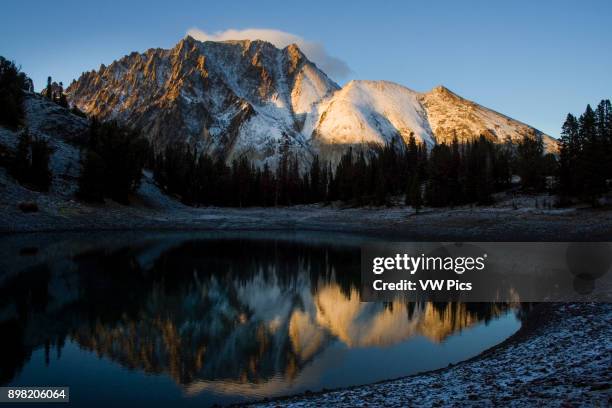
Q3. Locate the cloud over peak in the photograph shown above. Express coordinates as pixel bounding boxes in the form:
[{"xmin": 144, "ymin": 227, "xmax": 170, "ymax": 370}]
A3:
[{"xmin": 186, "ymin": 27, "xmax": 350, "ymax": 79}]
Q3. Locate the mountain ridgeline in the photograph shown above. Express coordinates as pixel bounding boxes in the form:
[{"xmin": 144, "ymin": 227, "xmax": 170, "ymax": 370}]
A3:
[
  {"xmin": 2, "ymin": 45, "xmax": 610, "ymax": 208},
  {"xmin": 66, "ymin": 36, "xmax": 558, "ymax": 167}
]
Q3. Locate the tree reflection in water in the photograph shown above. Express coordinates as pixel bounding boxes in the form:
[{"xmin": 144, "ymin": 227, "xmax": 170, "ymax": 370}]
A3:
[{"xmin": 0, "ymin": 236, "xmax": 519, "ymax": 392}]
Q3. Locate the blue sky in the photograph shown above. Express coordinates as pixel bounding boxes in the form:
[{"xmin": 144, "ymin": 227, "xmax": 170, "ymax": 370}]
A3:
[{"xmin": 1, "ymin": 0, "xmax": 610, "ymax": 137}]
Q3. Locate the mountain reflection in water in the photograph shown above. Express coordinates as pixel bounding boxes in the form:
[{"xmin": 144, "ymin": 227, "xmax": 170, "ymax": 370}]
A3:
[{"xmin": 0, "ymin": 233, "xmax": 521, "ymax": 406}]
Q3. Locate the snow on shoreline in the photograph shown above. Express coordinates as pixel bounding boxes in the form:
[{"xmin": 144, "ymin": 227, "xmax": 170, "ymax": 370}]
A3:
[{"xmin": 249, "ymin": 303, "xmax": 611, "ymax": 407}]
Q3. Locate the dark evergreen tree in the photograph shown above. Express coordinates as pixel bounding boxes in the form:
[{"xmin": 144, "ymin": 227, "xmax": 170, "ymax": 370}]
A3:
[
  {"xmin": 9, "ymin": 128, "xmax": 52, "ymax": 191},
  {"xmin": 408, "ymin": 173, "xmax": 422, "ymax": 213},
  {"xmin": 309, "ymin": 155, "xmax": 325, "ymax": 203},
  {"xmin": 212, "ymin": 156, "xmax": 231, "ymax": 205},
  {"xmin": 541, "ymin": 153, "xmax": 558, "ymax": 190},
  {"xmin": 44, "ymin": 76, "xmax": 52, "ymax": 99},
  {"xmin": 425, "ymin": 143, "xmax": 453, "ymax": 207},
  {"xmin": 558, "ymin": 113, "xmax": 580, "ymax": 201},
  {"xmin": 29, "ymin": 136, "xmax": 52, "ymax": 191},
  {"xmin": 259, "ymin": 163, "xmax": 275, "ymax": 206},
  {"xmin": 77, "ymin": 150, "xmax": 106, "ymax": 202},
  {"xmin": 449, "ymin": 136, "xmax": 463, "ymax": 205},
  {"xmin": 516, "ymin": 133, "xmax": 545, "ymax": 192},
  {"xmin": 579, "ymin": 104, "xmax": 607, "ymax": 205},
  {"xmin": 353, "ymin": 150, "xmax": 368, "ymax": 204},
  {"xmin": 194, "ymin": 153, "xmax": 215, "ymax": 205},
  {"xmin": 473, "ymin": 136, "xmax": 495, "ymax": 204},
  {"xmin": 595, "ymin": 99, "xmax": 612, "ymax": 180},
  {"xmin": 78, "ymin": 120, "xmax": 149, "ymax": 203},
  {"xmin": 58, "ymin": 81, "xmax": 68, "ymax": 108},
  {"xmin": 231, "ymin": 156, "xmax": 252, "ymax": 207},
  {"xmin": 11, "ymin": 128, "xmax": 31, "ymax": 179},
  {"xmin": 287, "ymin": 155, "xmax": 301, "ymax": 205},
  {"xmin": 0, "ymin": 56, "xmax": 29, "ymax": 128}
]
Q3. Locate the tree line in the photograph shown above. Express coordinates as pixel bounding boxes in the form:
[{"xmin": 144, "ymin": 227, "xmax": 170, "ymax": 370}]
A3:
[
  {"xmin": 77, "ymin": 119, "xmax": 149, "ymax": 203},
  {"xmin": 149, "ymin": 132, "xmax": 560, "ymax": 209},
  {"xmin": 558, "ymin": 100, "xmax": 612, "ymax": 206},
  {"xmin": 149, "ymin": 99, "xmax": 612, "ymax": 209}
]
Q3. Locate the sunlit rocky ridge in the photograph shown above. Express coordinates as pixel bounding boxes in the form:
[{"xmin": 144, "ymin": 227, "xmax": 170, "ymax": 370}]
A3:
[{"xmin": 67, "ymin": 37, "xmax": 557, "ymax": 168}]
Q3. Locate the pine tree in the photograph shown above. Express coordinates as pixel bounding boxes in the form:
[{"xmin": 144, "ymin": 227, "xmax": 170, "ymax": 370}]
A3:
[
  {"xmin": 11, "ymin": 128, "xmax": 31, "ymax": 180},
  {"xmin": 580, "ymin": 104, "xmax": 607, "ymax": 205},
  {"xmin": 541, "ymin": 153, "xmax": 558, "ymax": 191},
  {"xmin": 309, "ymin": 155, "xmax": 322, "ymax": 203},
  {"xmin": 58, "ymin": 81, "xmax": 68, "ymax": 108},
  {"xmin": 449, "ymin": 136, "xmax": 462, "ymax": 205},
  {"xmin": 425, "ymin": 143, "xmax": 453, "ymax": 207},
  {"xmin": 0, "ymin": 56, "xmax": 28, "ymax": 128},
  {"xmin": 605, "ymin": 100, "xmax": 612, "ymax": 176},
  {"xmin": 44, "ymin": 76, "xmax": 52, "ymax": 99},
  {"xmin": 595, "ymin": 99, "xmax": 612, "ymax": 180},
  {"xmin": 10, "ymin": 128, "xmax": 52, "ymax": 191},
  {"xmin": 212, "ymin": 156, "xmax": 231, "ymax": 205},
  {"xmin": 259, "ymin": 163, "xmax": 274, "ymax": 206},
  {"xmin": 327, "ymin": 161, "xmax": 337, "ymax": 202},
  {"xmin": 353, "ymin": 150, "xmax": 368, "ymax": 204},
  {"xmin": 492, "ymin": 143, "xmax": 512, "ymax": 192},
  {"xmin": 194, "ymin": 153, "xmax": 215, "ymax": 205},
  {"xmin": 77, "ymin": 150, "xmax": 106, "ymax": 202},
  {"xmin": 232, "ymin": 156, "xmax": 252, "ymax": 207},
  {"xmin": 516, "ymin": 132, "xmax": 545, "ymax": 192},
  {"xmin": 321, "ymin": 161, "xmax": 330, "ymax": 202},
  {"xmin": 29, "ymin": 136, "xmax": 52, "ymax": 191},
  {"xmin": 288, "ymin": 154, "xmax": 301, "ymax": 204},
  {"xmin": 408, "ymin": 173, "xmax": 422, "ymax": 213},
  {"xmin": 473, "ymin": 137, "xmax": 495, "ymax": 204},
  {"xmin": 335, "ymin": 148, "xmax": 354, "ymax": 202},
  {"xmin": 558, "ymin": 113, "xmax": 580, "ymax": 200}
]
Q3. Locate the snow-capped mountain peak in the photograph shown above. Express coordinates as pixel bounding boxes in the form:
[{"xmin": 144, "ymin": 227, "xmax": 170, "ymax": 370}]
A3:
[{"xmin": 67, "ymin": 38, "xmax": 557, "ymax": 167}]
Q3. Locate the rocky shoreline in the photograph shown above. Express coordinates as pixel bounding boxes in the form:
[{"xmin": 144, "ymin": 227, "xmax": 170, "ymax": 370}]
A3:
[{"xmin": 248, "ymin": 303, "xmax": 611, "ymax": 407}]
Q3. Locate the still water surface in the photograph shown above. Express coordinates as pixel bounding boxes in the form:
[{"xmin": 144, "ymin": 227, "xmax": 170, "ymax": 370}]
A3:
[{"xmin": 0, "ymin": 232, "xmax": 520, "ymax": 407}]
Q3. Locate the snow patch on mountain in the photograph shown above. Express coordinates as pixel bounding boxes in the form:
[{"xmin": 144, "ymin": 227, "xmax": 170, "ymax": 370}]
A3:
[{"xmin": 312, "ymin": 80, "xmax": 436, "ymax": 147}]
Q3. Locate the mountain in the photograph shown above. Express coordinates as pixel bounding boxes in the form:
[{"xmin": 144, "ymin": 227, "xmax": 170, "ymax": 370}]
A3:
[
  {"xmin": 67, "ymin": 36, "xmax": 338, "ymax": 167},
  {"xmin": 312, "ymin": 81, "xmax": 558, "ymax": 161},
  {"xmin": 420, "ymin": 85, "xmax": 559, "ymax": 152},
  {"xmin": 67, "ymin": 37, "xmax": 557, "ymax": 166}
]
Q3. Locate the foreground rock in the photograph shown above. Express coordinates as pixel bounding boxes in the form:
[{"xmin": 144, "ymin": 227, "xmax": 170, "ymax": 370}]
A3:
[{"xmin": 251, "ymin": 303, "xmax": 611, "ymax": 407}]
